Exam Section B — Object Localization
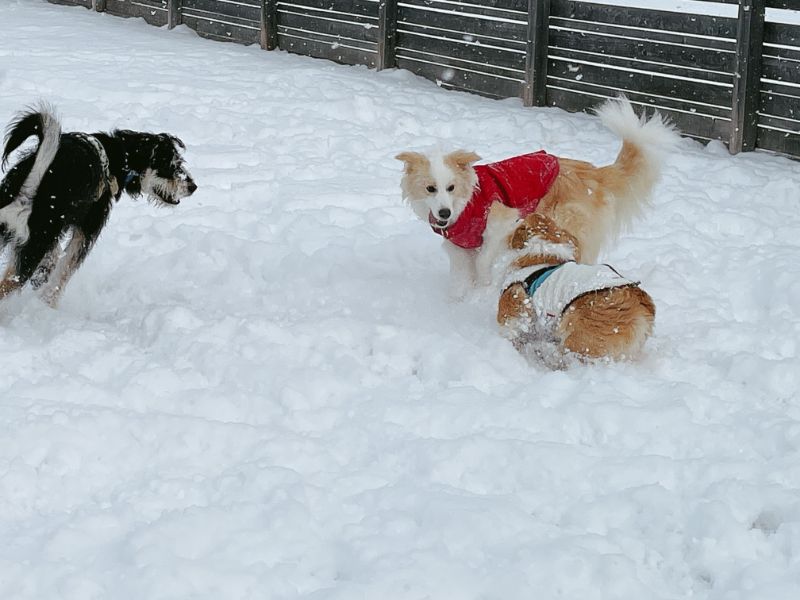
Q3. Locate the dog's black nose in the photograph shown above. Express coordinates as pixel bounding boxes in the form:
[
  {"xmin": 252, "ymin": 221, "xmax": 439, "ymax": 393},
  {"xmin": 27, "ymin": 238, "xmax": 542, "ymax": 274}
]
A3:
[
  {"xmin": 187, "ymin": 181, "xmax": 197, "ymax": 194},
  {"xmin": 438, "ymin": 208, "xmax": 451, "ymax": 219}
]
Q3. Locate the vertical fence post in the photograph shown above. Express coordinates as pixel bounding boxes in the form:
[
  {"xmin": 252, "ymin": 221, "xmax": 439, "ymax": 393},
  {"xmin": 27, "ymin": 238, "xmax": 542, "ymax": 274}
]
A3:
[
  {"xmin": 377, "ymin": 0, "xmax": 399, "ymax": 70},
  {"xmin": 261, "ymin": 0, "xmax": 278, "ymax": 50},
  {"xmin": 523, "ymin": 0, "xmax": 550, "ymax": 106},
  {"xmin": 93, "ymin": 0, "xmax": 107, "ymax": 11},
  {"xmin": 730, "ymin": 0, "xmax": 765, "ymax": 153},
  {"xmin": 167, "ymin": 0, "xmax": 181, "ymax": 29}
]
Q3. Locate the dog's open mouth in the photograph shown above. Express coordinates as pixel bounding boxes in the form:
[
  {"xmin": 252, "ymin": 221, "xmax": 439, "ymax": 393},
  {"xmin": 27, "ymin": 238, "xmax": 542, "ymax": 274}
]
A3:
[{"xmin": 428, "ymin": 212, "xmax": 449, "ymax": 230}]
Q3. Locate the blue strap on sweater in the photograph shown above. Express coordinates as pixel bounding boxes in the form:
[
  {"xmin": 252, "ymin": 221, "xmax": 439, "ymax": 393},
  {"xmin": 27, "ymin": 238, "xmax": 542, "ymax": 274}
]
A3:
[{"xmin": 526, "ymin": 265, "xmax": 561, "ymax": 296}]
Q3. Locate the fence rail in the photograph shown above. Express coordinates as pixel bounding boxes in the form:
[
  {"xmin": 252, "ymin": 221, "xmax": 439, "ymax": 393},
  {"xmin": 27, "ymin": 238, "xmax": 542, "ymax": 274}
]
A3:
[{"xmin": 48, "ymin": 0, "xmax": 800, "ymax": 158}]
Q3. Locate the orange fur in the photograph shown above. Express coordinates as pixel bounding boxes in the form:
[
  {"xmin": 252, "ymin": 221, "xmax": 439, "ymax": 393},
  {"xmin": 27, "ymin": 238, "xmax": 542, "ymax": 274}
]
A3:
[
  {"xmin": 395, "ymin": 151, "xmax": 429, "ymax": 175},
  {"xmin": 443, "ymin": 150, "xmax": 481, "ymax": 172},
  {"xmin": 558, "ymin": 286, "xmax": 655, "ymax": 361},
  {"xmin": 535, "ymin": 140, "xmax": 652, "ymax": 263},
  {"xmin": 512, "ymin": 254, "xmax": 569, "ymax": 270},
  {"xmin": 497, "ymin": 283, "xmax": 533, "ymax": 327},
  {"xmin": 509, "ymin": 212, "xmax": 582, "ymax": 262}
]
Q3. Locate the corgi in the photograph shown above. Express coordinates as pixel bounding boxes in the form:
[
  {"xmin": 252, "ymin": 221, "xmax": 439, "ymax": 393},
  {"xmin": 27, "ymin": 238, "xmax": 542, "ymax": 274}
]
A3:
[
  {"xmin": 485, "ymin": 203, "xmax": 655, "ymax": 369},
  {"xmin": 395, "ymin": 96, "xmax": 678, "ymax": 299}
]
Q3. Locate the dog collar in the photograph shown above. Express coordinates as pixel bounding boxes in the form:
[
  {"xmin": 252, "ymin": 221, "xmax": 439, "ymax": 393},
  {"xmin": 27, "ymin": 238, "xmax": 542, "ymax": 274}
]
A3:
[{"xmin": 122, "ymin": 170, "xmax": 138, "ymax": 187}]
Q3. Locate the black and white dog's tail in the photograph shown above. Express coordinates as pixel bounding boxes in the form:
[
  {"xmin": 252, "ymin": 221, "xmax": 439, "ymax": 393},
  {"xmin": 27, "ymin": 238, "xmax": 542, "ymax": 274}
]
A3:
[{"xmin": 2, "ymin": 106, "xmax": 62, "ymax": 203}]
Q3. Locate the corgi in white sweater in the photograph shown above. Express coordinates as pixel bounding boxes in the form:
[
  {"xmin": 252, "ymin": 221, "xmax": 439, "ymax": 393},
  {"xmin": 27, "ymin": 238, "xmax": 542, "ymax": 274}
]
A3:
[{"xmin": 484, "ymin": 203, "xmax": 655, "ymax": 368}]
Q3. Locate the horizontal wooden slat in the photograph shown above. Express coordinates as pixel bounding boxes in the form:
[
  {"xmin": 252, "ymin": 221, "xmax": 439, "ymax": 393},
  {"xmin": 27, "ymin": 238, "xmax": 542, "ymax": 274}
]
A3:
[
  {"xmin": 181, "ymin": 8, "xmax": 259, "ymax": 28},
  {"xmin": 397, "ymin": 31, "xmax": 525, "ymax": 71},
  {"xmin": 181, "ymin": 0, "xmax": 260, "ymax": 21},
  {"xmin": 396, "ymin": 56, "xmax": 522, "ymax": 99},
  {"xmin": 767, "ymin": 0, "xmax": 800, "ymax": 9},
  {"xmin": 181, "ymin": 13, "xmax": 260, "ymax": 43},
  {"xmin": 277, "ymin": 32, "xmax": 377, "ymax": 66},
  {"xmin": 760, "ymin": 88, "xmax": 800, "ymax": 120},
  {"xmin": 399, "ymin": 6, "xmax": 525, "ymax": 43},
  {"xmin": 756, "ymin": 126, "xmax": 800, "ymax": 155},
  {"xmin": 105, "ymin": 0, "xmax": 168, "ymax": 26},
  {"xmin": 548, "ymin": 57, "xmax": 732, "ymax": 107},
  {"xmin": 48, "ymin": 0, "xmax": 93, "ymax": 7},
  {"xmin": 397, "ymin": 20, "xmax": 524, "ymax": 53},
  {"xmin": 550, "ymin": 20, "xmax": 735, "ymax": 53},
  {"xmin": 764, "ymin": 21, "xmax": 800, "ymax": 47},
  {"xmin": 423, "ymin": 0, "xmax": 527, "ymax": 12},
  {"xmin": 546, "ymin": 76, "xmax": 732, "ymax": 118},
  {"xmin": 550, "ymin": 48, "xmax": 733, "ymax": 88},
  {"xmin": 399, "ymin": 0, "xmax": 526, "ymax": 23},
  {"xmin": 550, "ymin": 0, "xmax": 737, "ymax": 39},
  {"xmin": 763, "ymin": 43, "xmax": 800, "ymax": 62},
  {"xmin": 277, "ymin": 10, "xmax": 379, "ymax": 42},
  {"xmin": 758, "ymin": 113, "xmax": 800, "ymax": 132},
  {"xmin": 549, "ymin": 30, "xmax": 735, "ymax": 78},
  {"xmin": 546, "ymin": 87, "xmax": 732, "ymax": 141},
  {"xmin": 278, "ymin": 0, "xmax": 378, "ymax": 18},
  {"xmin": 117, "ymin": 0, "xmax": 168, "ymax": 8},
  {"xmin": 278, "ymin": 23, "xmax": 375, "ymax": 48},
  {"xmin": 761, "ymin": 79, "xmax": 800, "ymax": 97},
  {"xmin": 761, "ymin": 56, "xmax": 800, "ymax": 84},
  {"xmin": 193, "ymin": 0, "xmax": 260, "ymax": 6},
  {"xmin": 550, "ymin": 49, "xmax": 733, "ymax": 88},
  {"xmin": 397, "ymin": 22, "xmax": 525, "ymax": 54},
  {"xmin": 181, "ymin": 12, "xmax": 260, "ymax": 37},
  {"xmin": 278, "ymin": 2, "xmax": 378, "ymax": 25},
  {"xmin": 397, "ymin": 46, "xmax": 524, "ymax": 80}
]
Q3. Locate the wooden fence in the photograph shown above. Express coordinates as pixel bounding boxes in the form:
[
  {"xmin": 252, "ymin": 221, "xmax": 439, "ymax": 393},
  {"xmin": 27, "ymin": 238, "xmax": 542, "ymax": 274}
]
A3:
[{"xmin": 47, "ymin": 0, "xmax": 800, "ymax": 158}]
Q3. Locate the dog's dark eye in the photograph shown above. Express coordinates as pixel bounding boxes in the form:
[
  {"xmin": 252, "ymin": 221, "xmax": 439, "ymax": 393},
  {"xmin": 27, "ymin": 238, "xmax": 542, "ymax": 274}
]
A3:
[
  {"xmin": 446, "ymin": 184, "xmax": 455, "ymax": 192},
  {"xmin": 426, "ymin": 185, "xmax": 436, "ymax": 193}
]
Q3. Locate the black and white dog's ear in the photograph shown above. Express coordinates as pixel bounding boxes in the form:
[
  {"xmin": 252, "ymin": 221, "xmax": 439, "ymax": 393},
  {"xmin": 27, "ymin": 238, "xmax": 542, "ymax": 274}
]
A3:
[{"xmin": 161, "ymin": 133, "xmax": 185, "ymax": 151}]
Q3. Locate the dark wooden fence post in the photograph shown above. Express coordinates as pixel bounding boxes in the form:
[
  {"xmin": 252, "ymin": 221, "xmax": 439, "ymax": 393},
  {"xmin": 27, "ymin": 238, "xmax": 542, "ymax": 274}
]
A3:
[
  {"xmin": 261, "ymin": 0, "xmax": 278, "ymax": 50},
  {"xmin": 93, "ymin": 0, "xmax": 107, "ymax": 11},
  {"xmin": 730, "ymin": 0, "xmax": 766, "ymax": 153},
  {"xmin": 167, "ymin": 0, "xmax": 181, "ymax": 29},
  {"xmin": 377, "ymin": 0, "xmax": 399, "ymax": 70},
  {"xmin": 523, "ymin": 0, "xmax": 550, "ymax": 106}
]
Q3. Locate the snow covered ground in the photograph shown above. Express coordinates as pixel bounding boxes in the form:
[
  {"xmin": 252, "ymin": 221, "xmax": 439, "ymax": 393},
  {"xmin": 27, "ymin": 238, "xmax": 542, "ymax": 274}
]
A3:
[{"xmin": 1, "ymin": 1, "xmax": 800, "ymax": 598}]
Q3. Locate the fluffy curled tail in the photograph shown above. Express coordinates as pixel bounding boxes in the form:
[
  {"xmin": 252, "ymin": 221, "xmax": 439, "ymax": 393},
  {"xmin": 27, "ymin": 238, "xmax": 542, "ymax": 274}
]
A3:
[
  {"xmin": 3, "ymin": 105, "xmax": 62, "ymax": 203},
  {"xmin": 593, "ymin": 96, "xmax": 680, "ymax": 241}
]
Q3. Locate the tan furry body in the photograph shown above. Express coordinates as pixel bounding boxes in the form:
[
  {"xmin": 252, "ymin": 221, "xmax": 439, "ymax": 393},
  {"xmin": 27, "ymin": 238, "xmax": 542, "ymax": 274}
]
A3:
[
  {"xmin": 490, "ymin": 207, "xmax": 655, "ymax": 367},
  {"xmin": 535, "ymin": 139, "xmax": 654, "ymax": 263},
  {"xmin": 557, "ymin": 285, "xmax": 656, "ymax": 360}
]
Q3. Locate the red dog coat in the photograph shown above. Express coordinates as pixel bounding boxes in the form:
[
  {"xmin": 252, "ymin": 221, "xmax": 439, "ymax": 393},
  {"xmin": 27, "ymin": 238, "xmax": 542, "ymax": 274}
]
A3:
[{"xmin": 429, "ymin": 151, "xmax": 560, "ymax": 249}]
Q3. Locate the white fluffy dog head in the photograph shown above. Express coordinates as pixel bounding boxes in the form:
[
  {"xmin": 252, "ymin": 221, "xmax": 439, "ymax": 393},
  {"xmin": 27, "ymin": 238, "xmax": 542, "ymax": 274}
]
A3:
[{"xmin": 395, "ymin": 149, "xmax": 481, "ymax": 230}]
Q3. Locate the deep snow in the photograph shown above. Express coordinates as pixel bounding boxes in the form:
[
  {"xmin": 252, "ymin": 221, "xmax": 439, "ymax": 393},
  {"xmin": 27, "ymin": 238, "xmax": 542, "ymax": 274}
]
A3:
[{"xmin": 1, "ymin": 2, "xmax": 799, "ymax": 599}]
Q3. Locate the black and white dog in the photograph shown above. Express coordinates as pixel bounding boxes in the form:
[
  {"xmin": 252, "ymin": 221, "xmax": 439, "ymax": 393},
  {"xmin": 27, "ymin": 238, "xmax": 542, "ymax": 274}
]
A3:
[{"xmin": 0, "ymin": 106, "xmax": 196, "ymax": 306}]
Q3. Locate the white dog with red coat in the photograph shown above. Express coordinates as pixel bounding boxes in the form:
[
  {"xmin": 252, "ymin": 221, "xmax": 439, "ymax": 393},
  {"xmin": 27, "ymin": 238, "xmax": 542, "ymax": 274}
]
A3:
[{"xmin": 396, "ymin": 97, "xmax": 679, "ymax": 299}]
